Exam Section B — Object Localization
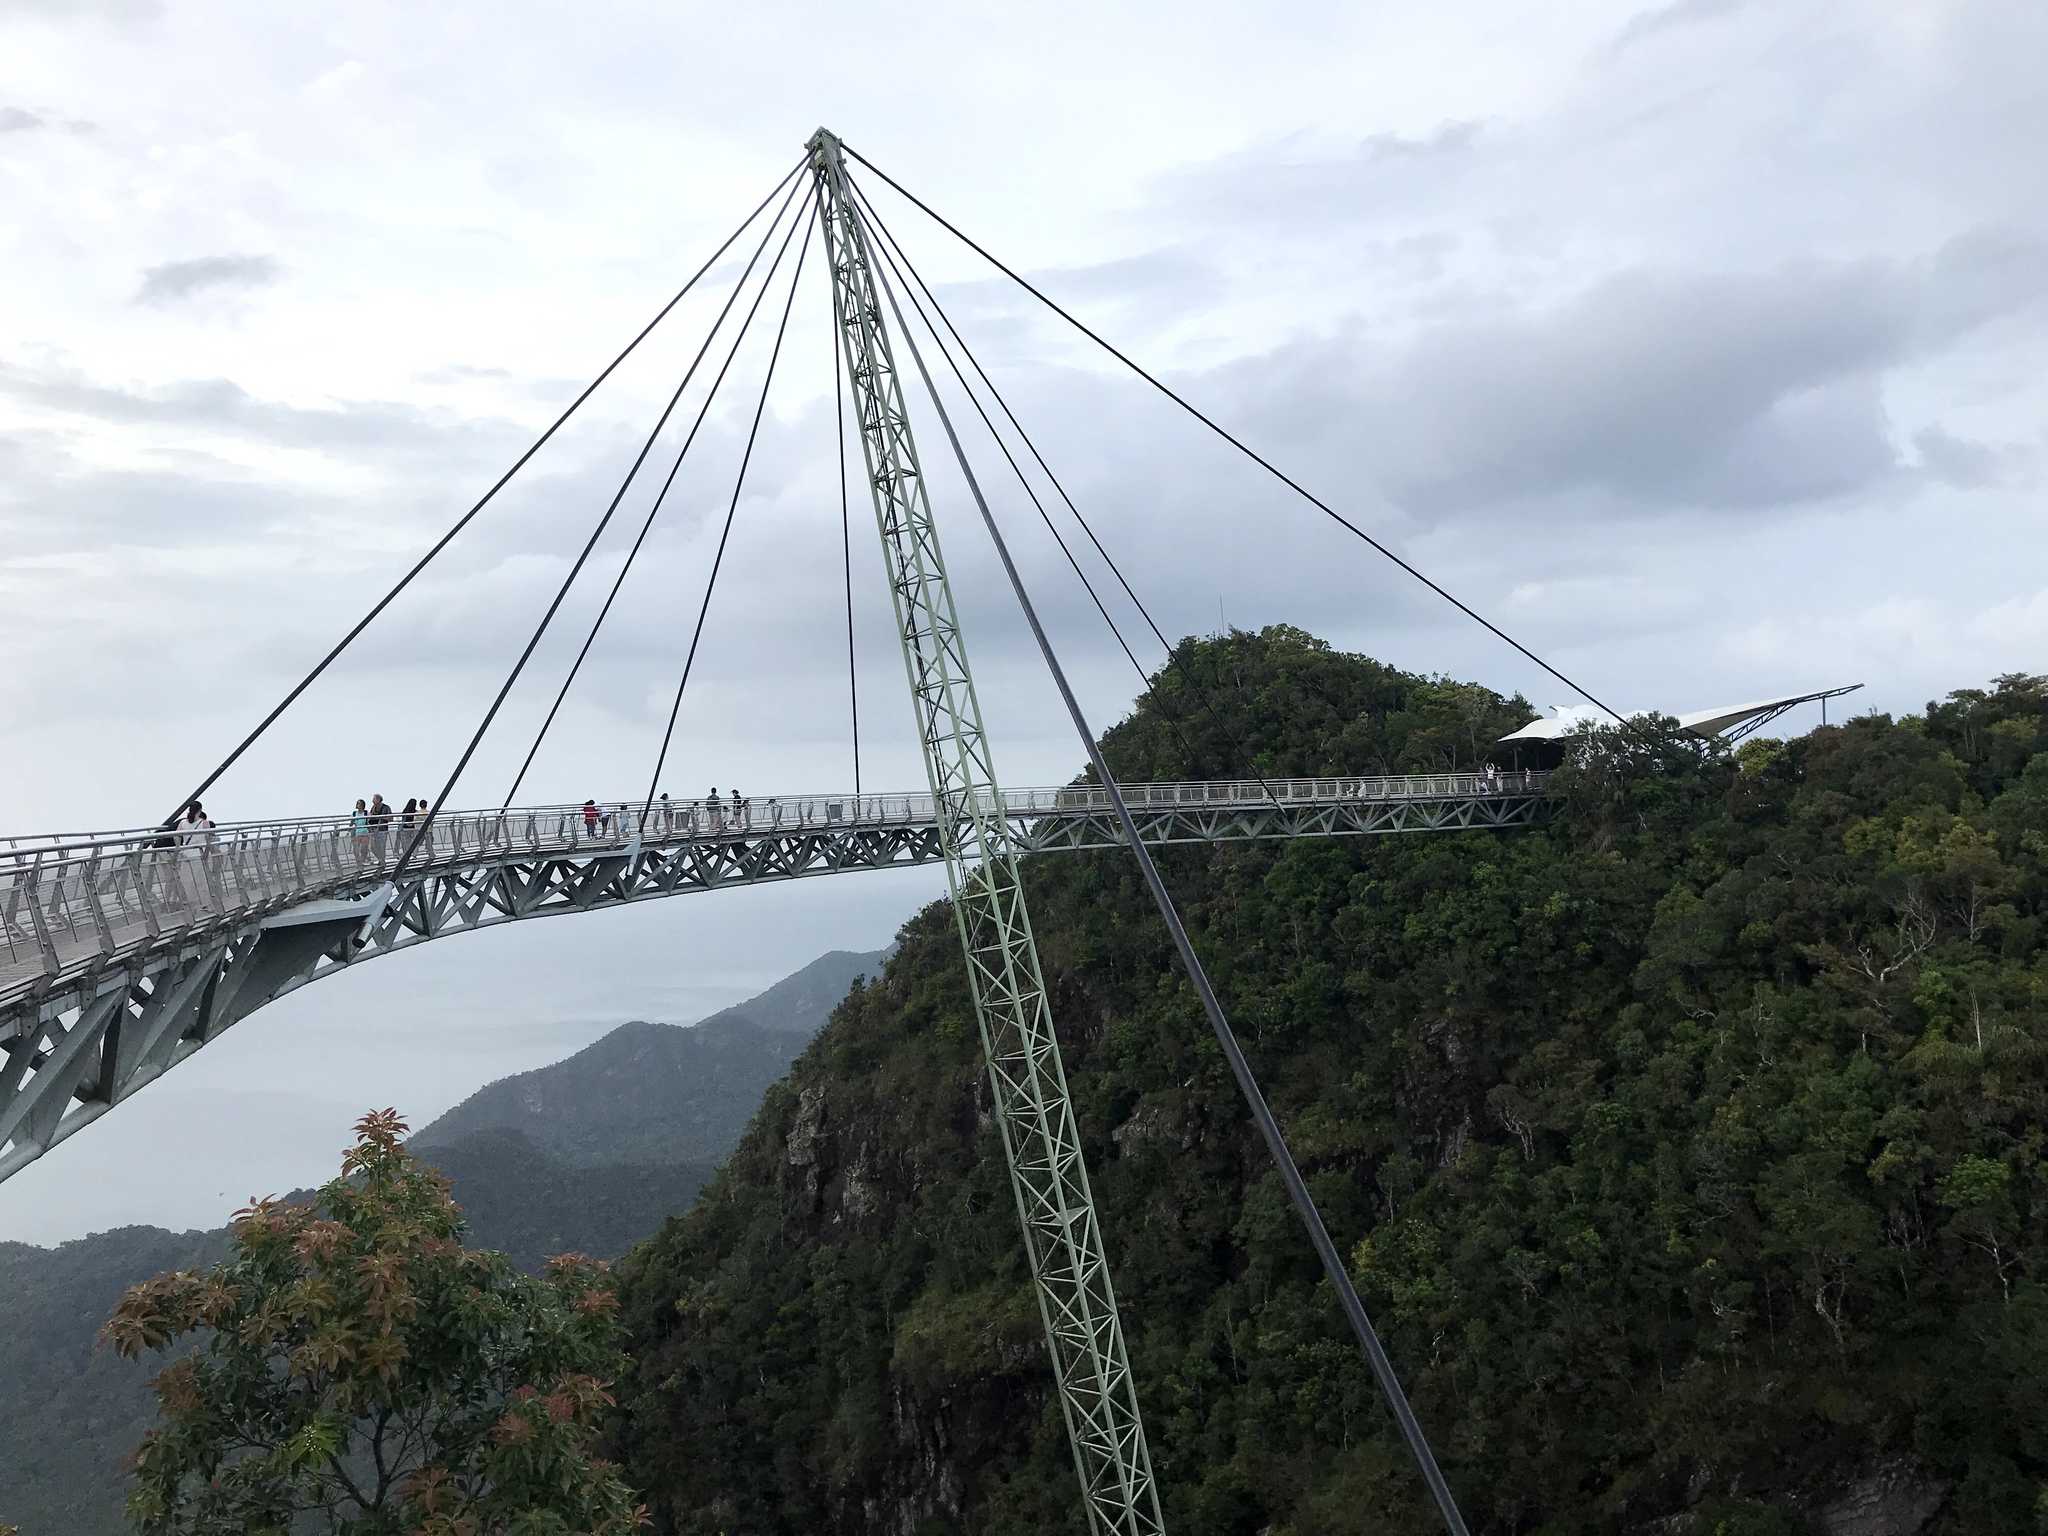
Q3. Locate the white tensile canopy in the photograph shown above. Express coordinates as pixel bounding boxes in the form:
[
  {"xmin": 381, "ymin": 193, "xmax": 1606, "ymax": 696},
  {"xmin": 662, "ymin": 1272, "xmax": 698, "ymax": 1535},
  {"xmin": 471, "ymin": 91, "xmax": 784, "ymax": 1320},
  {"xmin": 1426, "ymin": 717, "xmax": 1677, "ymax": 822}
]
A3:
[{"xmin": 1499, "ymin": 684, "xmax": 1865, "ymax": 745}]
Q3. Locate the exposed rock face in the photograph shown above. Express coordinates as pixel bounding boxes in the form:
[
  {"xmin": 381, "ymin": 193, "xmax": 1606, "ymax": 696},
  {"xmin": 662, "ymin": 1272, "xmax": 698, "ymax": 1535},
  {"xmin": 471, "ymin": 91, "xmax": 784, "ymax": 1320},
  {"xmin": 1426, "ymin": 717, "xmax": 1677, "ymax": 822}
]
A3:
[
  {"xmin": 1622, "ymin": 1459, "xmax": 1950, "ymax": 1536},
  {"xmin": 1813, "ymin": 1459, "xmax": 1949, "ymax": 1536},
  {"xmin": 861, "ymin": 1379, "xmax": 966, "ymax": 1536},
  {"xmin": 786, "ymin": 1083, "xmax": 830, "ymax": 1209}
]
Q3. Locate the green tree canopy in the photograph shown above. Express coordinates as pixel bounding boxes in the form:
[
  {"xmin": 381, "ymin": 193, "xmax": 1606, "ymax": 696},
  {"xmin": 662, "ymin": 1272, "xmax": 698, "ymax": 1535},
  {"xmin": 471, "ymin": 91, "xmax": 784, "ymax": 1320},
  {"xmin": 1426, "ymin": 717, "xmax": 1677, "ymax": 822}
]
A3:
[
  {"xmin": 614, "ymin": 633, "xmax": 2048, "ymax": 1534},
  {"xmin": 104, "ymin": 1109, "xmax": 646, "ymax": 1535}
]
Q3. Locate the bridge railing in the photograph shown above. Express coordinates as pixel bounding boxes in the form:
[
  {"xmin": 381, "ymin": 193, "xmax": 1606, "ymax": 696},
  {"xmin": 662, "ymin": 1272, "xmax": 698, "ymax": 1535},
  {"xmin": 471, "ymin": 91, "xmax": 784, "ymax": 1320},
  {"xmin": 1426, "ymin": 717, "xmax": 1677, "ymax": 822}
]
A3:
[
  {"xmin": 1002, "ymin": 772, "xmax": 1547, "ymax": 815},
  {"xmin": 0, "ymin": 772, "xmax": 1548, "ymax": 979}
]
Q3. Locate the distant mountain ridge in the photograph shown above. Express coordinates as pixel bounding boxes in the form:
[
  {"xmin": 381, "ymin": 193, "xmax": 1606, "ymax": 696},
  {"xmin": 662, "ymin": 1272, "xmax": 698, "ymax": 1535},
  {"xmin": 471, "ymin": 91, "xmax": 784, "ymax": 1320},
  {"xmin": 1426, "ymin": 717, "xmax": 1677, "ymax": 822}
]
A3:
[
  {"xmin": 410, "ymin": 948, "xmax": 887, "ymax": 1166},
  {"xmin": 0, "ymin": 1224, "xmax": 228, "ymax": 1536},
  {"xmin": 0, "ymin": 944, "xmax": 887, "ymax": 1536}
]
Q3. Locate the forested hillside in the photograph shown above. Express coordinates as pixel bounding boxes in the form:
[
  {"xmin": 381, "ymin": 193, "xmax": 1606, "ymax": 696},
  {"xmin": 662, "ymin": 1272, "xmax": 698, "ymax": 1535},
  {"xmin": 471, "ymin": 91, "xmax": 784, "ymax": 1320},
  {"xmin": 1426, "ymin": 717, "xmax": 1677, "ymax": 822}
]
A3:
[
  {"xmin": 0, "ymin": 1226, "xmax": 227, "ymax": 1536},
  {"xmin": 0, "ymin": 951, "xmax": 884, "ymax": 1536},
  {"xmin": 413, "ymin": 949, "xmax": 885, "ymax": 1166},
  {"xmin": 617, "ymin": 628, "xmax": 2048, "ymax": 1535}
]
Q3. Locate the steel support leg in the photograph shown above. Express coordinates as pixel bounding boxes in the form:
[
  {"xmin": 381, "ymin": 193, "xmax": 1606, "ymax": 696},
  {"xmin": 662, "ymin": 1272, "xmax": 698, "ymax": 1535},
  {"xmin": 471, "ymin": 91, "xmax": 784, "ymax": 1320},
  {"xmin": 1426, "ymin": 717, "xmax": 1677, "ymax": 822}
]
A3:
[{"xmin": 810, "ymin": 129, "xmax": 1164, "ymax": 1536}]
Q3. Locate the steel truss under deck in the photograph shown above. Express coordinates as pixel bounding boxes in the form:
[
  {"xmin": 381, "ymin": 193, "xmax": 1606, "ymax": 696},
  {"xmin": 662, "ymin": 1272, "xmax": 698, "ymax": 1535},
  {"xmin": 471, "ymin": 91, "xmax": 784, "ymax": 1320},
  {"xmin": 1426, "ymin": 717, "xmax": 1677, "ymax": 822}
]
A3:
[
  {"xmin": 812, "ymin": 129, "xmax": 1163, "ymax": 1535},
  {"xmin": 0, "ymin": 780, "xmax": 1545, "ymax": 1187}
]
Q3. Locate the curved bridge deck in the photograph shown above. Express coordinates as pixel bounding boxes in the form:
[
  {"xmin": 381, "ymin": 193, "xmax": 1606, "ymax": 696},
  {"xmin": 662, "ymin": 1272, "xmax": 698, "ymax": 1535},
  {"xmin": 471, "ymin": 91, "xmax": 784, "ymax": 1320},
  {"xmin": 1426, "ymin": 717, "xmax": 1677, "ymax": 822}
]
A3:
[{"xmin": 0, "ymin": 773, "xmax": 1547, "ymax": 1181}]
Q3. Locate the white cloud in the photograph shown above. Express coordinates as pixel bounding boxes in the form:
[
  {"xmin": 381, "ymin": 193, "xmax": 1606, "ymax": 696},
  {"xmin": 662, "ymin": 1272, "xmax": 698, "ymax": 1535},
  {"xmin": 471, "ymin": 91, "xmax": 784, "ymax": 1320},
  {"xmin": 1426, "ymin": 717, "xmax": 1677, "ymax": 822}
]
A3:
[
  {"xmin": 1971, "ymin": 587, "xmax": 2048, "ymax": 655},
  {"xmin": 305, "ymin": 58, "xmax": 363, "ymax": 95}
]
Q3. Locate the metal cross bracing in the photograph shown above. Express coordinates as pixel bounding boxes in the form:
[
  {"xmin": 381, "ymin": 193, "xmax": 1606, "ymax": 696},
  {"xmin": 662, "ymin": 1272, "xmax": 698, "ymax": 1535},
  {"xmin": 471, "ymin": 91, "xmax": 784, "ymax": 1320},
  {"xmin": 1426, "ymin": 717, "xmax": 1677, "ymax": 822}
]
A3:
[{"xmin": 0, "ymin": 773, "xmax": 1549, "ymax": 1186}]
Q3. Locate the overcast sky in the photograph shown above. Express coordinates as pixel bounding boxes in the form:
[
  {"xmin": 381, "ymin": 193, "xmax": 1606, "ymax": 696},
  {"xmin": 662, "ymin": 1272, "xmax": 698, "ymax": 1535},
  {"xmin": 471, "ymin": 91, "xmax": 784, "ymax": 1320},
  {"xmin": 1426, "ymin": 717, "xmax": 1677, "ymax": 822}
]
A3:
[{"xmin": 2, "ymin": 0, "xmax": 2042, "ymax": 1243}]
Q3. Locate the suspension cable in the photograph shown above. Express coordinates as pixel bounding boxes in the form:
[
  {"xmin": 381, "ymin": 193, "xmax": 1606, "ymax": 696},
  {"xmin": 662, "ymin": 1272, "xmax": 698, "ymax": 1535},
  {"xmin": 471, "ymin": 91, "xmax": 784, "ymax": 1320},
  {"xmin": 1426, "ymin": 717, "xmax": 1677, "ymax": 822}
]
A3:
[
  {"xmin": 853, "ymin": 210, "xmax": 1153, "ymax": 709},
  {"xmin": 862, "ymin": 215, "xmax": 1474, "ymax": 1536},
  {"xmin": 843, "ymin": 142, "xmax": 1627, "ymax": 731},
  {"xmin": 852, "ymin": 180, "xmax": 1285, "ymax": 801},
  {"xmin": 639, "ymin": 198, "xmax": 819, "ymax": 827},
  {"xmin": 500, "ymin": 174, "xmax": 810, "ymax": 807},
  {"xmin": 164, "ymin": 154, "xmax": 807, "ymax": 825},
  {"xmin": 392, "ymin": 185, "xmax": 816, "ymax": 883},
  {"xmin": 832, "ymin": 291, "xmax": 862, "ymax": 802},
  {"xmin": 847, "ymin": 191, "xmax": 1228, "ymax": 798},
  {"xmin": 853, "ymin": 182, "xmax": 1174, "ymax": 664}
]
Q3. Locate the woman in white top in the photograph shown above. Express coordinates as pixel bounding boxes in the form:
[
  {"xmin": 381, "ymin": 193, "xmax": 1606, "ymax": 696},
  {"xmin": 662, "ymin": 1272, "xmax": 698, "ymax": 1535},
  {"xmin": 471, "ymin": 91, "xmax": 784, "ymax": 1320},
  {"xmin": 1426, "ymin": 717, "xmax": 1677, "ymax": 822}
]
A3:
[{"xmin": 177, "ymin": 800, "xmax": 215, "ymax": 910}]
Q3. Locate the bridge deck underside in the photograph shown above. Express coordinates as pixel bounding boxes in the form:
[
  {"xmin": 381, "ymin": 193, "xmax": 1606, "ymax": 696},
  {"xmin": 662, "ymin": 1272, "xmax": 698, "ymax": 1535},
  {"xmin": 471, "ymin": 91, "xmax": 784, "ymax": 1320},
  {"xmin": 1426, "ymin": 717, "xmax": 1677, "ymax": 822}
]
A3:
[{"xmin": 0, "ymin": 783, "xmax": 1544, "ymax": 1182}]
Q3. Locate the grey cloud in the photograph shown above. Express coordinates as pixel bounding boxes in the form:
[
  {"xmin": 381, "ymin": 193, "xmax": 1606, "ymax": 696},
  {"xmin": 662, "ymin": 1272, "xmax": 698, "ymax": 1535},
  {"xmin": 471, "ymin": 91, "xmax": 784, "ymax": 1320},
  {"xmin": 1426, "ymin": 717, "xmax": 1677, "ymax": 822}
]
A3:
[
  {"xmin": 1613, "ymin": 0, "xmax": 1751, "ymax": 52},
  {"xmin": 1024, "ymin": 248, "xmax": 1214, "ymax": 303},
  {"xmin": 1913, "ymin": 425, "xmax": 2025, "ymax": 490},
  {"xmin": 1158, "ymin": 122, "xmax": 1481, "ymax": 224},
  {"xmin": 2, "ymin": 0, "xmax": 163, "ymax": 20},
  {"xmin": 0, "ymin": 107, "xmax": 95, "ymax": 136},
  {"xmin": 1916, "ymin": 227, "xmax": 2048, "ymax": 340},
  {"xmin": 1192, "ymin": 234, "xmax": 2048, "ymax": 520},
  {"xmin": 0, "ymin": 443, "xmax": 341, "ymax": 559},
  {"xmin": 0, "ymin": 360, "xmax": 531, "ymax": 467},
  {"xmin": 134, "ymin": 253, "xmax": 282, "ymax": 306},
  {"xmin": 417, "ymin": 363, "xmax": 512, "ymax": 383},
  {"xmin": 19, "ymin": 222, "xmax": 2006, "ymax": 742},
  {"xmin": 926, "ymin": 246, "xmax": 1220, "ymax": 346},
  {"xmin": 1353, "ymin": 121, "xmax": 1481, "ymax": 164}
]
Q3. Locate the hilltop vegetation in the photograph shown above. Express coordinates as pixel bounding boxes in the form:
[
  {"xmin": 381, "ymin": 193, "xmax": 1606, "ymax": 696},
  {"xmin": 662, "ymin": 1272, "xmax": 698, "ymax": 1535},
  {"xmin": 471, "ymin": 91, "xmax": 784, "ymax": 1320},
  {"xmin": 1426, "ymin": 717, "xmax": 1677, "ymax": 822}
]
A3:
[{"xmin": 615, "ymin": 629, "xmax": 2048, "ymax": 1534}]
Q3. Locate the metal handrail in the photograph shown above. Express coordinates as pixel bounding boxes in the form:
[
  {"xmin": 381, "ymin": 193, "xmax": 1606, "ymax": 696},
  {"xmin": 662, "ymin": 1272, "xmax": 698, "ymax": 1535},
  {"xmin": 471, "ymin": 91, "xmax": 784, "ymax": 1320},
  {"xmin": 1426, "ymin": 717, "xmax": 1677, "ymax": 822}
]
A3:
[
  {"xmin": 0, "ymin": 772, "xmax": 1549, "ymax": 862},
  {"xmin": 0, "ymin": 773, "xmax": 1549, "ymax": 977}
]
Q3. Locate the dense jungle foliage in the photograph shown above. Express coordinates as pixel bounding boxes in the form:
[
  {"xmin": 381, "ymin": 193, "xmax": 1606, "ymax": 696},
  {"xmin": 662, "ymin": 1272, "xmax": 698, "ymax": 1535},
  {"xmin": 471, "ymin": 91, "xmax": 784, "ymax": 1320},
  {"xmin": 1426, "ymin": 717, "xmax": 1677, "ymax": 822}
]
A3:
[{"xmin": 615, "ymin": 628, "xmax": 2048, "ymax": 1535}]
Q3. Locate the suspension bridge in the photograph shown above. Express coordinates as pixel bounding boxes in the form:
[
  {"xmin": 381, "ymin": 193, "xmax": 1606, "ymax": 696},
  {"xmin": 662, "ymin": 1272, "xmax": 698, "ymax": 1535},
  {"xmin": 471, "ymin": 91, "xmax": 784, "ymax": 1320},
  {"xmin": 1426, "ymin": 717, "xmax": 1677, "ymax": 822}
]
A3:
[
  {"xmin": 0, "ymin": 772, "xmax": 1546, "ymax": 1183},
  {"xmin": 0, "ymin": 129, "xmax": 1656, "ymax": 1535}
]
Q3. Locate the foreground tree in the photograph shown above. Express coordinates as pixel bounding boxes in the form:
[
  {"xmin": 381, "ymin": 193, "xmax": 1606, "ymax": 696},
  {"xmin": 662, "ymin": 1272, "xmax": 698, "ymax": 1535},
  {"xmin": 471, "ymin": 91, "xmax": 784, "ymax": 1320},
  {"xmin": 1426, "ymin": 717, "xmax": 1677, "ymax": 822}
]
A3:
[{"xmin": 104, "ymin": 1109, "xmax": 646, "ymax": 1534}]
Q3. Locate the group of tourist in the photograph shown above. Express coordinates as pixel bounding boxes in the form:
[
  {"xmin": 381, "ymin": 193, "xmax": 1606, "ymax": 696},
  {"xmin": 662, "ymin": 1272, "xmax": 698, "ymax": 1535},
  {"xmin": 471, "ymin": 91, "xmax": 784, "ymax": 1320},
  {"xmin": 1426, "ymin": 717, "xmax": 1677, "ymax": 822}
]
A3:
[
  {"xmin": 150, "ymin": 799, "xmax": 218, "ymax": 909},
  {"xmin": 127, "ymin": 781, "xmax": 774, "ymax": 921},
  {"xmin": 348, "ymin": 794, "xmax": 432, "ymax": 863},
  {"xmin": 576, "ymin": 789, "xmax": 752, "ymax": 840},
  {"xmin": 703, "ymin": 788, "xmax": 749, "ymax": 830}
]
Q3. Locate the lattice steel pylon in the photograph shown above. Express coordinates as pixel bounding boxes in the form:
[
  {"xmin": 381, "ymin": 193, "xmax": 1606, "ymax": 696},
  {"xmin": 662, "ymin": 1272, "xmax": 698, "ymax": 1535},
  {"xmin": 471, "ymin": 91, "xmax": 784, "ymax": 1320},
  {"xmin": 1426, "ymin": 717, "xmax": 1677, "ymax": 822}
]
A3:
[{"xmin": 810, "ymin": 129, "xmax": 1165, "ymax": 1536}]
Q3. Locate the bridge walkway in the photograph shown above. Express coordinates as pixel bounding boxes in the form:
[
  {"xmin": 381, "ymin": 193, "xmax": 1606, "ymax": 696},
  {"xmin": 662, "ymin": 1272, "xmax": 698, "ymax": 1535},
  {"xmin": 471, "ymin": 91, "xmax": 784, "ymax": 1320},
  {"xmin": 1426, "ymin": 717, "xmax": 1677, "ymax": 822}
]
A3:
[{"xmin": 0, "ymin": 772, "xmax": 1547, "ymax": 1182}]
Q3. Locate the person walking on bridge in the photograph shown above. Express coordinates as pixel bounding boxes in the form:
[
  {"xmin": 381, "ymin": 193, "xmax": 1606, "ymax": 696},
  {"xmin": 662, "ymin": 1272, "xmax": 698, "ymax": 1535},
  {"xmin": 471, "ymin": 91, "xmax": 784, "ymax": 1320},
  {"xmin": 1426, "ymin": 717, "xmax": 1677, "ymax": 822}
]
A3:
[
  {"xmin": 176, "ymin": 800, "xmax": 215, "ymax": 910},
  {"xmin": 582, "ymin": 799, "xmax": 600, "ymax": 838},
  {"xmin": 367, "ymin": 794, "xmax": 391, "ymax": 862},
  {"xmin": 706, "ymin": 787, "xmax": 722, "ymax": 832},
  {"xmin": 350, "ymin": 799, "xmax": 370, "ymax": 865},
  {"xmin": 147, "ymin": 815, "xmax": 181, "ymax": 909}
]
